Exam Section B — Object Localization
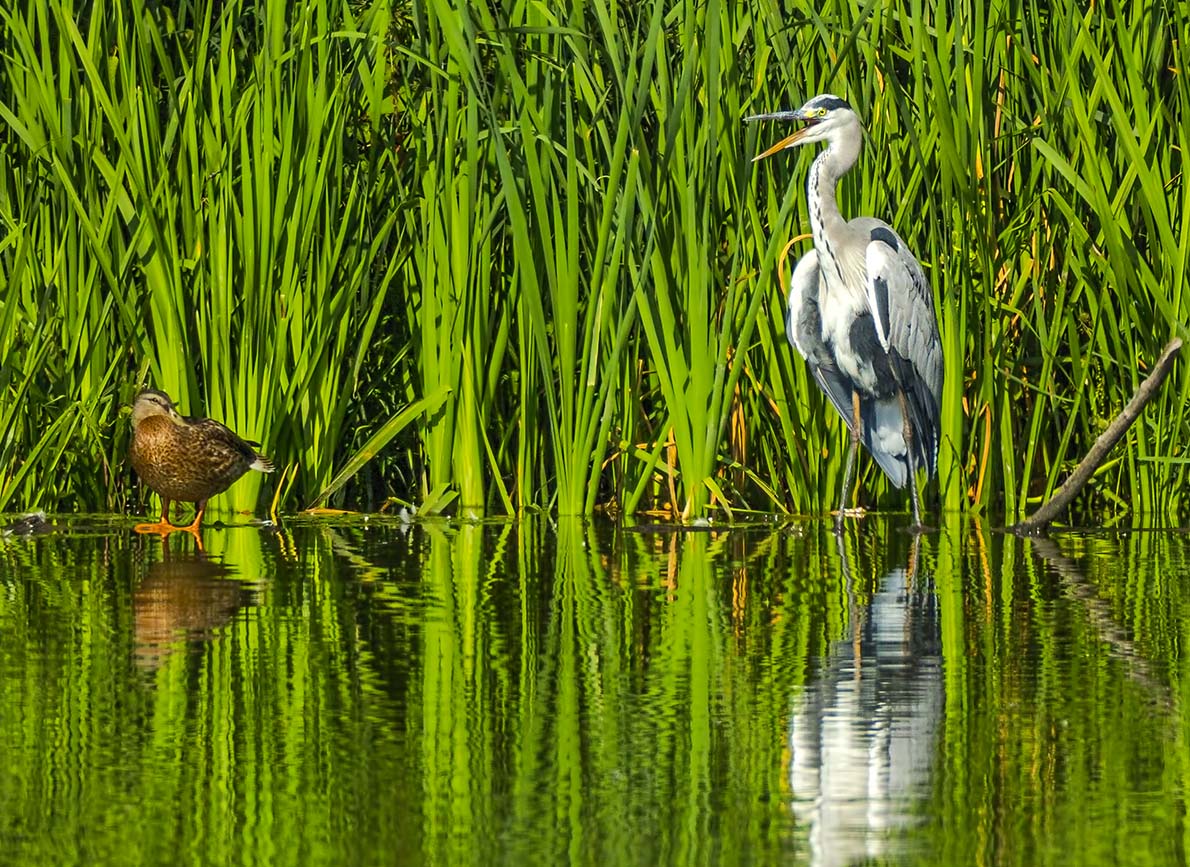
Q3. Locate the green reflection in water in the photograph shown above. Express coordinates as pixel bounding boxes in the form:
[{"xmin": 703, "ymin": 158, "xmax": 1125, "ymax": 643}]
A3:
[{"xmin": 0, "ymin": 517, "xmax": 1188, "ymax": 865}]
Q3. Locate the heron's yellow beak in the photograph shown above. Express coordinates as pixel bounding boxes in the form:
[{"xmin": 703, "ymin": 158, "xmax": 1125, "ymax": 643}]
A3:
[{"xmin": 752, "ymin": 126, "xmax": 810, "ymax": 162}]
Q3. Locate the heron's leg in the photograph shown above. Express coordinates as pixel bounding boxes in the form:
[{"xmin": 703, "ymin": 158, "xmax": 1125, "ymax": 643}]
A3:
[
  {"xmin": 898, "ymin": 390, "xmax": 925, "ymax": 532},
  {"xmin": 834, "ymin": 392, "xmax": 862, "ymax": 532},
  {"xmin": 834, "ymin": 530, "xmax": 862, "ymax": 677},
  {"xmin": 908, "ymin": 452, "xmax": 922, "ymax": 528}
]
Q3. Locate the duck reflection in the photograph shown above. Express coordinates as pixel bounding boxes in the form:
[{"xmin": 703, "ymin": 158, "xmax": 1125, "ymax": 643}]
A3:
[
  {"xmin": 134, "ymin": 538, "xmax": 256, "ymax": 673},
  {"xmin": 790, "ymin": 533, "xmax": 943, "ymax": 867}
]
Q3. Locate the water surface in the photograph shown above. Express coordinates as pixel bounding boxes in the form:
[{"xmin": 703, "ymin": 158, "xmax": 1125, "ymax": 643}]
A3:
[{"xmin": 2, "ymin": 516, "xmax": 1188, "ymax": 865}]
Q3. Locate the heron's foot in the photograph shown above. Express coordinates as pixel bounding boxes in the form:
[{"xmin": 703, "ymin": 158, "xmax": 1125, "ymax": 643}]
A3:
[
  {"xmin": 830, "ymin": 507, "xmax": 866, "ymax": 533},
  {"xmin": 829, "ymin": 507, "xmax": 867, "ymax": 520}
]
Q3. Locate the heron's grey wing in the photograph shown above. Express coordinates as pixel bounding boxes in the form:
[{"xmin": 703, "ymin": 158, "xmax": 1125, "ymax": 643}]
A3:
[
  {"xmin": 864, "ymin": 229, "xmax": 944, "ymax": 475},
  {"xmin": 787, "ymin": 250, "xmax": 858, "ymax": 437}
]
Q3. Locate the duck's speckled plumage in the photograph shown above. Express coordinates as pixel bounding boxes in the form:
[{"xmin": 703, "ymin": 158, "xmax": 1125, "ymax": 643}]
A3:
[{"xmin": 129, "ymin": 389, "xmax": 273, "ymax": 531}]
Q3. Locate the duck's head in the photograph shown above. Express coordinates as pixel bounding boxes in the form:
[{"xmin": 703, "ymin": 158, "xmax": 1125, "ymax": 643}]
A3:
[{"xmin": 131, "ymin": 389, "xmax": 187, "ymax": 428}]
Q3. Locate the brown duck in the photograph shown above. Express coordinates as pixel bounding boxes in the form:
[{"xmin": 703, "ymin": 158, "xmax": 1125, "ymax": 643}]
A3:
[{"xmin": 129, "ymin": 389, "xmax": 274, "ymax": 533}]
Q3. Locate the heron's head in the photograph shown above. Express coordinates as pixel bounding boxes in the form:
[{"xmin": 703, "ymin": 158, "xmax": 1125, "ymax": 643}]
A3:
[
  {"xmin": 745, "ymin": 94, "xmax": 861, "ymax": 161},
  {"xmin": 131, "ymin": 389, "xmax": 186, "ymax": 428}
]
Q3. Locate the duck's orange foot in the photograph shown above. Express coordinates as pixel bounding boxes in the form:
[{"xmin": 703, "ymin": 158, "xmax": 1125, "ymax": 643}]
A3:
[
  {"xmin": 172, "ymin": 511, "xmax": 205, "ymax": 534},
  {"xmin": 134, "ymin": 521, "xmax": 177, "ymax": 535},
  {"xmin": 135, "ymin": 521, "xmax": 202, "ymax": 539}
]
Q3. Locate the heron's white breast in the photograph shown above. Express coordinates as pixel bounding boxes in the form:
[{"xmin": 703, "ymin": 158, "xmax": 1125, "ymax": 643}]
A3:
[{"xmin": 818, "ymin": 248, "xmax": 877, "ymax": 390}]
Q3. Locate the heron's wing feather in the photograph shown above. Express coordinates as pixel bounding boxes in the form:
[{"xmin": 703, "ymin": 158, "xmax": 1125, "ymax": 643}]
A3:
[
  {"xmin": 812, "ymin": 365, "xmax": 860, "ymax": 438},
  {"xmin": 785, "ymin": 250, "xmax": 822, "ymax": 361},
  {"xmin": 786, "ymin": 249, "xmax": 860, "ymax": 437},
  {"xmin": 864, "ymin": 230, "xmax": 944, "ymax": 475}
]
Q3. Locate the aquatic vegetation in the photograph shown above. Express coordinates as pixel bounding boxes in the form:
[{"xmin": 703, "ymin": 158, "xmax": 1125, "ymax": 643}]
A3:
[
  {"xmin": 3, "ymin": 518, "xmax": 1190, "ymax": 863},
  {"xmin": 1, "ymin": 0, "xmax": 1186, "ymax": 521}
]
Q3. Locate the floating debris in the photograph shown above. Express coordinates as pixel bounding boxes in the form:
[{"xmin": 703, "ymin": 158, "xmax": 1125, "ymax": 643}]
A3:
[{"xmin": 2, "ymin": 512, "xmax": 51, "ymax": 538}]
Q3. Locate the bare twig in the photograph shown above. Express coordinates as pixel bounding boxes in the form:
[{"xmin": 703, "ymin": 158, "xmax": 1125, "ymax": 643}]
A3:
[{"xmin": 1010, "ymin": 338, "xmax": 1183, "ymax": 535}]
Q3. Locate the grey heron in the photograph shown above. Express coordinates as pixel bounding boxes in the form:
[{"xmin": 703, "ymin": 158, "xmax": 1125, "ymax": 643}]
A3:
[{"xmin": 747, "ymin": 95, "xmax": 943, "ymax": 530}]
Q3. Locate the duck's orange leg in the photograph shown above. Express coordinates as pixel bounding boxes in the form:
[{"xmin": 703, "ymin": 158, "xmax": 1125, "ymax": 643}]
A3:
[
  {"xmin": 135, "ymin": 498, "xmax": 178, "ymax": 535},
  {"xmin": 176, "ymin": 500, "xmax": 207, "ymax": 534}
]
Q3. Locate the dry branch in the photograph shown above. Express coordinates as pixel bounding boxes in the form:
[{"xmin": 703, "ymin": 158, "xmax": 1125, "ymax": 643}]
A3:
[{"xmin": 1010, "ymin": 337, "xmax": 1183, "ymax": 534}]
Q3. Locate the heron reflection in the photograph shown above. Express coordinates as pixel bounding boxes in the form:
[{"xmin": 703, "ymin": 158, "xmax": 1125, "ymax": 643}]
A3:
[{"xmin": 789, "ymin": 534, "xmax": 943, "ymax": 866}]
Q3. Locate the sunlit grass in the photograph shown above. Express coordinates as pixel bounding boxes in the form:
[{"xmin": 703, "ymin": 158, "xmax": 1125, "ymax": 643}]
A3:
[{"xmin": 1, "ymin": 0, "xmax": 1186, "ymax": 522}]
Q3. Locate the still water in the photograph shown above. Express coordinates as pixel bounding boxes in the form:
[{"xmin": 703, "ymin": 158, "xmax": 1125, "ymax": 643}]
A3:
[{"xmin": 1, "ymin": 515, "xmax": 1188, "ymax": 866}]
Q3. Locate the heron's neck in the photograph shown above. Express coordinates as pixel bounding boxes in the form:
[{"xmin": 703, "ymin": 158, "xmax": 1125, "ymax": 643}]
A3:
[{"xmin": 807, "ymin": 136, "xmax": 860, "ymax": 249}]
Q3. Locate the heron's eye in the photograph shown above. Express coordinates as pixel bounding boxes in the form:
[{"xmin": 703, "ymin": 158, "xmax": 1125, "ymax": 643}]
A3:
[{"xmin": 816, "ymin": 108, "xmax": 828, "ymax": 117}]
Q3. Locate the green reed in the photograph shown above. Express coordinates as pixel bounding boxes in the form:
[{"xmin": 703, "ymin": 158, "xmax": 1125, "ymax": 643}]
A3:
[
  {"xmin": 0, "ymin": 0, "xmax": 407, "ymax": 516},
  {"xmin": 1, "ymin": 0, "xmax": 1187, "ymax": 522}
]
